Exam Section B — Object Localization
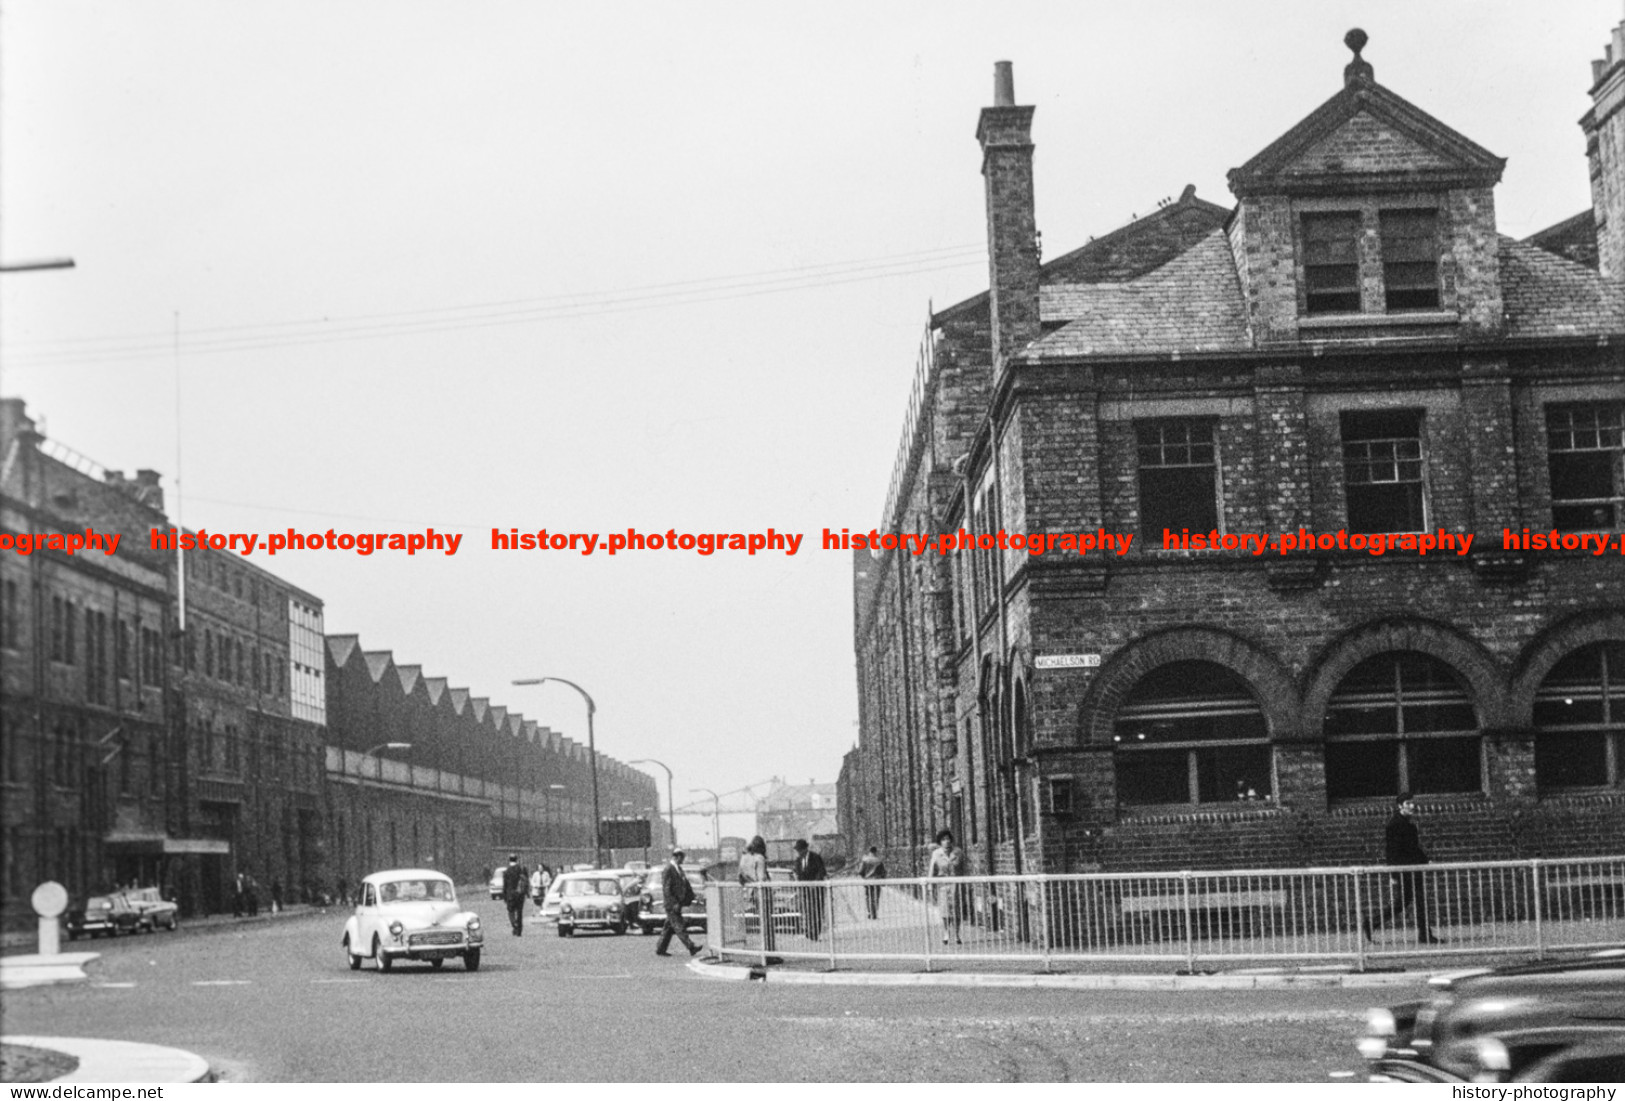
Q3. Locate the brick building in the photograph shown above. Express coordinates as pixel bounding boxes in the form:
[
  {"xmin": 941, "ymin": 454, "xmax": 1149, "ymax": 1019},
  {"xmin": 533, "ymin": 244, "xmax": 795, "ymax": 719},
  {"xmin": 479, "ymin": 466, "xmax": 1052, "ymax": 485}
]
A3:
[
  {"xmin": 1, "ymin": 396, "xmax": 662, "ymax": 926},
  {"xmin": 850, "ymin": 30, "xmax": 1625, "ymax": 879},
  {"xmin": 0, "ymin": 399, "xmax": 199, "ymax": 908}
]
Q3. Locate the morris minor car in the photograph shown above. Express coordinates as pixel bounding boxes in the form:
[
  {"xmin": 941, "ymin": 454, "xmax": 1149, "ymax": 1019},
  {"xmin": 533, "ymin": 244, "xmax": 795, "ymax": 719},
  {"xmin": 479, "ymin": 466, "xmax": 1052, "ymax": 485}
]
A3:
[{"xmin": 342, "ymin": 869, "xmax": 484, "ymax": 972}]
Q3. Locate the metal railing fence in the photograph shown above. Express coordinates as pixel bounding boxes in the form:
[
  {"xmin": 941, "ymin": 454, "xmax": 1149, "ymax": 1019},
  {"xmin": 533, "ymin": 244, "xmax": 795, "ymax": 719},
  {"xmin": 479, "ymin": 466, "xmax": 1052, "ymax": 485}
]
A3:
[{"xmin": 705, "ymin": 856, "xmax": 1625, "ymax": 970}]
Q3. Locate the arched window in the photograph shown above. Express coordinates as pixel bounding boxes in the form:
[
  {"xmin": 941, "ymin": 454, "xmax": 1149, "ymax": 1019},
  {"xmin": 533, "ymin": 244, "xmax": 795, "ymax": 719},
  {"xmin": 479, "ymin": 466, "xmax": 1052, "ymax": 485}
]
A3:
[
  {"xmin": 1324, "ymin": 652, "xmax": 1480, "ymax": 799},
  {"xmin": 1113, "ymin": 661, "xmax": 1271, "ymax": 806},
  {"xmin": 1533, "ymin": 642, "xmax": 1624, "ymax": 790}
]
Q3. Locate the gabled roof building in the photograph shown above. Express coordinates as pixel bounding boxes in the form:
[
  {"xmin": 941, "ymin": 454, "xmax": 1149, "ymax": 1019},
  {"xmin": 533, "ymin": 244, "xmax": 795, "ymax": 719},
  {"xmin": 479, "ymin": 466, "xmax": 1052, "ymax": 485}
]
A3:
[{"xmin": 851, "ymin": 28, "xmax": 1625, "ymax": 878}]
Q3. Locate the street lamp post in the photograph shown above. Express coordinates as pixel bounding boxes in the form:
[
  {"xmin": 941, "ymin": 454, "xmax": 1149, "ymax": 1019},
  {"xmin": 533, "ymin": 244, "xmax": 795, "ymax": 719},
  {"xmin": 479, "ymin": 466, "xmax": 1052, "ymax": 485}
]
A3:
[
  {"xmin": 513, "ymin": 678, "xmax": 602, "ymax": 868},
  {"xmin": 690, "ymin": 788, "xmax": 721, "ymax": 862},
  {"xmin": 628, "ymin": 758, "xmax": 675, "ymax": 850}
]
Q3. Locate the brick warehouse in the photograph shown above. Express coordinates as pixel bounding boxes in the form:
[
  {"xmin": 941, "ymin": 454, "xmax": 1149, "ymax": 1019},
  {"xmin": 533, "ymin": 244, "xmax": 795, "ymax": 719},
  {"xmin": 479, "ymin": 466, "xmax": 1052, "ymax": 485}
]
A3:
[
  {"xmin": 848, "ymin": 28, "xmax": 1625, "ymax": 879},
  {"xmin": 0, "ymin": 397, "xmax": 662, "ymax": 927}
]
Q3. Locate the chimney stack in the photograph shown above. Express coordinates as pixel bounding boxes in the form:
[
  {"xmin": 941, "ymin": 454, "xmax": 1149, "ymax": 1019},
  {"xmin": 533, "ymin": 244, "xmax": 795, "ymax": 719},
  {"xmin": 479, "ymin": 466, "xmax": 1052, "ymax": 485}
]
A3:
[
  {"xmin": 976, "ymin": 61, "xmax": 1040, "ymax": 376},
  {"xmin": 1583, "ymin": 19, "xmax": 1625, "ymax": 278}
]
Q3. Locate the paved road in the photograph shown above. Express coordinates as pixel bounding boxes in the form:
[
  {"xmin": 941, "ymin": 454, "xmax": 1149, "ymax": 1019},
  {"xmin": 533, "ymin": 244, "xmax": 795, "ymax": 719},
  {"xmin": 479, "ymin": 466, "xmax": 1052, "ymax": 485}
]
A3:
[{"xmin": 1, "ymin": 896, "xmax": 1424, "ymax": 1081}]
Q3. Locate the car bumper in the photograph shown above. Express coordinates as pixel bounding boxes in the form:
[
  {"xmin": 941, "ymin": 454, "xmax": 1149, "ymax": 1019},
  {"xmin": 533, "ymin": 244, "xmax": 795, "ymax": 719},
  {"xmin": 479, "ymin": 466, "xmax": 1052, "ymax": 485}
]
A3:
[{"xmin": 380, "ymin": 933, "xmax": 484, "ymax": 960}]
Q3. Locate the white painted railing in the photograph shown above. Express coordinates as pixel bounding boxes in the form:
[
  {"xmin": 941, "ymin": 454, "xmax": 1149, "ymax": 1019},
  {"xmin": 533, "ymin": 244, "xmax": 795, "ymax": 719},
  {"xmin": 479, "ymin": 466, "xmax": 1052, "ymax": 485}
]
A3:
[{"xmin": 705, "ymin": 856, "xmax": 1625, "ymax": 971}]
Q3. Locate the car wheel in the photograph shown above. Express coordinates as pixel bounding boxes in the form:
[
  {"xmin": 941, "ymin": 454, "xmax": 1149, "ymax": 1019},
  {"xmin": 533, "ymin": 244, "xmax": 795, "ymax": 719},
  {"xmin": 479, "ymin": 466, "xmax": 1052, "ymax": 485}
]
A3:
[
  {"xmin": 430, "ymin": 958, "xmax": 444, "ymax": 969},
  {"xmin": 344, "ymin": 935, "xmax": 362, "ymax": 970},
  {"xmin": 373, "ymin": 935, "xmax": 392, "ymax": 972},
  {"xmin": 557, "ymin": 924, "xmax": 570, "ymax": 938},
  {"xmin": 464, "ymin": 948, "xmax": 481, "ymax": 972},
  {"xmin": 168, "ymin": 914, "xmax": 179, "ymax": 931},
  {"xmin": 613, "ymin": 922, "xmax": 627, "ymax": 936}
]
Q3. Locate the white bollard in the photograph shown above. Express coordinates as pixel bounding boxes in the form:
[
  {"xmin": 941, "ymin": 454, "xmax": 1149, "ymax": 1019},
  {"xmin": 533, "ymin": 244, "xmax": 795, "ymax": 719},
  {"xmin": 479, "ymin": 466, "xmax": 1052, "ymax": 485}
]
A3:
[{"xmin": 32, "ymin": 881, "xmax": 68, "ymax": 957}]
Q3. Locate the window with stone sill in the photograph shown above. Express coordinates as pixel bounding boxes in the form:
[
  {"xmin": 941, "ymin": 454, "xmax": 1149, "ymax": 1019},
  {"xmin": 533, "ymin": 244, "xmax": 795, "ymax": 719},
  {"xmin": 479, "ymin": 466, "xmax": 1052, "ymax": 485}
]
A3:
[
  {"xmin": 1342, "ymin": 409, "xmax": 1427, "ymax": 534},
  {"xmin": 1546, "ymin": 402, "xmax": 1624, "ymax": 531},
  {"xmin": 1533, "ymin": 641, "xmax": 1624, "ymax": 790},
  {"xmin": 1323, "ymin": 651, "xmax": 1481, "ymax": 799},
  {"xmin": 1301, "ymin": 207, "xmax": 1441, "ymax": 316},
  {"xmin": 1113, "ymin": 660, "xmax": 1273, "ymax": 807},
  {"xmin": 1136, "ymin": 418, "xmax": 1222, "ymax": 537},
  {"xmin": 1040, "ymin": 775, "xmax": 1076, "ymax": 817}
]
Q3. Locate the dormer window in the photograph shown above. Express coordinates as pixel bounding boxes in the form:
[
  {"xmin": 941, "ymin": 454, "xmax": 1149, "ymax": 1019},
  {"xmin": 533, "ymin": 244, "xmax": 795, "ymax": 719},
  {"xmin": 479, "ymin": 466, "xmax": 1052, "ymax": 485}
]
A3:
[
  {"xmin": 1303, "ymin": 212, "xmax": 1361, "ymax": 313},
  {"xmin": 1298, "ymin": 204, "xmax": 1443, "ymax": 316},
  {"xmin": 1380, "ymin": 209, "xmax": 1440, "ymax": 310}
]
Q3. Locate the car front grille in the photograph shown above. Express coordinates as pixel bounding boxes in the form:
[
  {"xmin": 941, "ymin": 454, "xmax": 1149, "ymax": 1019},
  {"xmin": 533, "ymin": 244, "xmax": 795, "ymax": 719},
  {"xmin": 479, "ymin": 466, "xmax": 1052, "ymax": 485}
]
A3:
[
  {"xmin": 410, "ymin": 930, "xmax": 464, "ymax": 947},
  {"xmin": 572, "ymin": 907, "xmax": 613, "ymax": 921}
]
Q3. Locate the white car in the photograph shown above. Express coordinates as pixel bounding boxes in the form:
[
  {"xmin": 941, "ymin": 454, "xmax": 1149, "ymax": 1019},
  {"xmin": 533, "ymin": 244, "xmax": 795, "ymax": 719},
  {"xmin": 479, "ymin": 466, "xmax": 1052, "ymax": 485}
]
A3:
[
  {"xmin": 342, "ymin": 869, "xmax": 484, "ymax": 972},
  {"xmin": 554, "ymin": 871, "xmax": 630, "ymax": 937}
]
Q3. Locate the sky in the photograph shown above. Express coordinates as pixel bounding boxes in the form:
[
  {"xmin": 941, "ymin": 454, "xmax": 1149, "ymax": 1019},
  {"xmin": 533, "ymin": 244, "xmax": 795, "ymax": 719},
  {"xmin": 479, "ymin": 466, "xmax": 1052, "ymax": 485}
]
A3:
[{"xmin": 1, "ymin": 0, "xmax": 1620, "ymax": 846}]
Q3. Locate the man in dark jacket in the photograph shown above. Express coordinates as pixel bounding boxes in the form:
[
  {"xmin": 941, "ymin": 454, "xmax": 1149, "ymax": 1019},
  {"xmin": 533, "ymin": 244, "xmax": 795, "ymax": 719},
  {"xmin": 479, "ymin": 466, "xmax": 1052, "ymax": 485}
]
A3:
[
  {"xmin": 501, "ymin": 853, "xmax": 528, "ymax": 937},
  {"xmin": 1364, "ymin": 793, "xmax": 1440, "ymax": 944},
  {"xmin": 654, "ymin": 849, "xmax": 701, "ymax": 957},
  {"xmin": 792, "ymin": 839, "xmax": 827, "ymax": 940}
]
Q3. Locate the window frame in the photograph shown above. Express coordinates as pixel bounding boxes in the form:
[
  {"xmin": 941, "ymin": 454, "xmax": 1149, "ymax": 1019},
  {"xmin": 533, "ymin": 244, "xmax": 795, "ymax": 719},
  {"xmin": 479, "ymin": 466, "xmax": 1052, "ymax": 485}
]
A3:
[
  {"xmin": 1545, "ymin": 402, "xmax": 1624, "ymax": 532},
  {"xmin": 1297, "ymin": 202, "xmax": 1444, "ymax": 318},
  {"xmin": 1113, "ymin": 661, "xmax": 1275, "ymax": 808},
  {"xmin": 1323, "ymin": 651, "xmax": 1484, "ymax": 800},
  {"xmin": 1135, "ymin": 418, "xmax": 1224, "ymax": 538},
  {"xmin": 1532, "ymin": 642, "xmax": 1624, "ymax": 792},
  {"xmin": 1341, "ymin": 408, "xmax": 1429, "ymax": 535}
]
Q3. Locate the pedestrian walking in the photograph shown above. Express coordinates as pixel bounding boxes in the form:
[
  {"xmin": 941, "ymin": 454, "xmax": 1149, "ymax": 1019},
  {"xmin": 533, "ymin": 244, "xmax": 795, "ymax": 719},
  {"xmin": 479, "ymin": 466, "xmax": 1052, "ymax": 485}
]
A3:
[
  {"xmin": 927, "ymin": 830, "xmax": 965, "ymax": 945},
  {"xmin": 1363, "ymin": 793, "xmax": 1442, "ymax": 945},
  {"xmin": 654, "ymin": 849, "xmax": 702, "ymax": 957},
  {"xmin": 232, "ymin": 871, "xmax": 248, "ymax": 918},
  {"xmin": 792, "ymin": 839, "xmax": 827, "ymax": 940},
  {"xmin": 501, "ymin": 853, "xmax": 529, "ymax": 936},
  {"xmin": 532, "ymin": 863, "xmax": 553, "ymax": 915},
  {"xmin": 738, "ymin": 835, "xmax": 775, "ymax": 950},
  {"xmin": 857, "ymin": 846, "xmax": 886, "ymax": 920}
]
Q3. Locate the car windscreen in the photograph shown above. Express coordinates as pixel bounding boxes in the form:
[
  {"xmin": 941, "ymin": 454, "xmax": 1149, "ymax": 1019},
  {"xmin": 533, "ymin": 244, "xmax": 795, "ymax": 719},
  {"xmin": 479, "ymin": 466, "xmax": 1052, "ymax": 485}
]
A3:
[
  {"xmin": 562, "ymin": 879, "xmax": 618, "ymax": 896},
  {"xmin": 379, "ymin": 879, "xmax": 455, "ymax": 903}
]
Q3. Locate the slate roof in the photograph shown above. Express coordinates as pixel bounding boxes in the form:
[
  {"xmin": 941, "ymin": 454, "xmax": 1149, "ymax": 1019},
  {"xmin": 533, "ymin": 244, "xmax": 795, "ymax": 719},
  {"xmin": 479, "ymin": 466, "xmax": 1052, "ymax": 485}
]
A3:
[
  {"xmin": 1526, "ymin": 209, "xmax": 1599, "ymax": 270},
  {"xmin": 1031, "ymin": 230, "xmax": 1249, "ymax": 357},
  {"xmin": 933, "ymin": 187, "xmax": 1230, "ymax": 325},
  {"xmin": 1500, "ymin": 235, "xmax": 1625, "ymax": 337}
]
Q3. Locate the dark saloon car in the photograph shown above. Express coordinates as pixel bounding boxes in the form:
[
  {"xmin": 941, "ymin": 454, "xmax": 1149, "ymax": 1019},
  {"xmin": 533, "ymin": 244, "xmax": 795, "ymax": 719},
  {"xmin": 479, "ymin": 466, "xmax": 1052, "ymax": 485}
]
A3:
[
  {"xmin": 636, "ymin": 868, "xmax": 707, "ymax": 935},
  {"xmin": 1357, "ymin": 951, "xmax": 1625, "ymax": 1082},
  {"xmin": 65, "ymin": 893, "xmax": 143, "ymax": 939}
]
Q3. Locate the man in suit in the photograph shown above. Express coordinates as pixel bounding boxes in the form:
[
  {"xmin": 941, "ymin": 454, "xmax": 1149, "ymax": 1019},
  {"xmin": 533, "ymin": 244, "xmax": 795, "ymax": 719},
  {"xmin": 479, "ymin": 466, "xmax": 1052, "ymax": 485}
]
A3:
[
  {"xmin": 792, "ymin": 839, "xmax": 827, "ymax": 940},
  {"xmin": 501, "ymin": 853, "xmax": 529, "ymax": 937},
  {"xmin": 654, "ymin": 849, "xmax": 702, "ymax": 957},
  {"xmin": 1364, "ymin": 792, "xmax": 1441, "ymax": 944}
]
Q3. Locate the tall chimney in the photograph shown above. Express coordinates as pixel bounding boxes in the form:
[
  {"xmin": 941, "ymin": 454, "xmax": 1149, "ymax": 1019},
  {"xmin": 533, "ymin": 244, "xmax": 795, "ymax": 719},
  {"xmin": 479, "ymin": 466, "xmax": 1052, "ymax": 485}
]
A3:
[
  {"xmin": 1583, "ymin": 19, "xmax": 1625, "ymax": 278},
  {"xmin": 976, "ymin": 61, "xmax": 1040, "ymax": 375}
]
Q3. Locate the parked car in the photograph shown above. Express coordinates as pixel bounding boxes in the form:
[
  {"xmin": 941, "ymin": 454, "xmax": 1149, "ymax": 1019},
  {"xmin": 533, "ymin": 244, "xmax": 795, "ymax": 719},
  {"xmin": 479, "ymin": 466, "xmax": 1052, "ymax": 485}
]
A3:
[
  {"xmin": 635, "ymin": 868, "xmax": 707, "ymax": 935},
  {"xmin": 124, "ymin": 886, "xmax": 179, "ymax": 932},
  {"xmin": 740, "ymin": 866, "xmax": 804, "ymax": 937},
  {"xmin": 65, "ymin": 894, "xmax": 142, "ymax": 939},
  {"xmin": 537, "ymin": 877, "xmax": 563, "ymax": 924},
  {"xmin": 555, "ymin": 871, "xmax": 630, "ymax": 937},
  {"xmin": 488, "ymin": 868, "xmax": 506, "ymax": 900},
  {"xmin": 342, "ymin": 869, "xmax": 484, "ymax": 972},
  {"xmin": 1357, "ymin": 951, "xmax": 1625, "ymax": 1082}
]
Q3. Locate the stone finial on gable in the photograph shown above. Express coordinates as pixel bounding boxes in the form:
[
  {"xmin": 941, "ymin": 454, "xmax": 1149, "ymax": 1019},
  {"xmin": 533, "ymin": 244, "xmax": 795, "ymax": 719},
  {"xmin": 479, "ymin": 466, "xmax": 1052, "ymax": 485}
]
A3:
[{"xmin": 1344, "ymin": 28, "xmax": 1373, "ymax": 88}]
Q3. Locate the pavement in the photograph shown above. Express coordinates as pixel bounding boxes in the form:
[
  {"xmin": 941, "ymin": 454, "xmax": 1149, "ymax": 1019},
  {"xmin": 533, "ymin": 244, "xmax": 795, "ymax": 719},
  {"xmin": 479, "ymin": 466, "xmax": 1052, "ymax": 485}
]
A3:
[{"xmin": 684, "ymin": 954, "xmax": 1431, "ymax": 989}]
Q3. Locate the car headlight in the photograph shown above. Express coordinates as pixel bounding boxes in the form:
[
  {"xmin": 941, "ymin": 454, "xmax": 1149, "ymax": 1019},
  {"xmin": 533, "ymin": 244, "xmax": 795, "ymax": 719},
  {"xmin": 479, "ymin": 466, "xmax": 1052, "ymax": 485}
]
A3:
[
  {"xmin": 1470, "ymin": 1037, "xmax": 1510, "ymax": 1082},
  {"xmin": 389, "ymin": 920, "xmax": 404, "ymax": 938},
  {"xmin": 561, "ymin": 903, "xmax": 573, "ymax": 915},
  {"xmin": 467, "ymin": 916, "xmax": 480, "ymax": 931},
  {"xmin": 1363, "ymin": 1008, "xmax": 1396, "ymax": 1038}
]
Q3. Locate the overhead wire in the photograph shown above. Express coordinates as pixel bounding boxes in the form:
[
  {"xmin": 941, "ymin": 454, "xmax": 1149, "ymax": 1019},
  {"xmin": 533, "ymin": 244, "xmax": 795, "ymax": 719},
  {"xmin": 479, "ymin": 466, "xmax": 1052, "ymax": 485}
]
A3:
[{"xmin": 2, "ymin": 242, "xmax": 986, "ymax": 367}]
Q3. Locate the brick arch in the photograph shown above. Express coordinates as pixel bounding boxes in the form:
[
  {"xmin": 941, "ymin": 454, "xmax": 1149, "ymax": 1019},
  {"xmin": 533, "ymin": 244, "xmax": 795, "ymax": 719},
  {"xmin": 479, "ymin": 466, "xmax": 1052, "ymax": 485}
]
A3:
[
  {"xmin": 1301, "ymin": 617, "xmax": 1509, "ymax": 735},
  {"xmin": 1077, "ymin": 627, "xmax": 1299, "ymax": 748},
  {"xmin": 1509, "ymin": 607, "xmax": 1625, "ymax": 727}
]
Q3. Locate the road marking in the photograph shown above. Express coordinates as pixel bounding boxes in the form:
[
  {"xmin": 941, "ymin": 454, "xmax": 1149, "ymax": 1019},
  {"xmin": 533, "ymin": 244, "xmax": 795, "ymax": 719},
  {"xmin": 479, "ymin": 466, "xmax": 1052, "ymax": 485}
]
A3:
[
  {"xmin": 311, "ymin": 978, "xmax": 367, "ymax": 983},
  {"xmin": 94, "ymin": 982, "xmax": 137, "ymax": 988},
  {"xmin": 192, "ymin": 980, "xmax": 252, "ymax": 986}
]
